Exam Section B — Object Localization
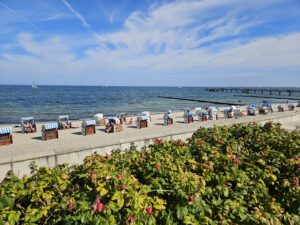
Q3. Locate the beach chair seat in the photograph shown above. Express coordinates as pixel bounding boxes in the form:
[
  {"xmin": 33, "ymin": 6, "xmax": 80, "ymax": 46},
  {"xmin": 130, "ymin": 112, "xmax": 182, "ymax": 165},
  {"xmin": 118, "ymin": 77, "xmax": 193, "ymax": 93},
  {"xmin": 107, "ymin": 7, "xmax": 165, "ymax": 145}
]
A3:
[
  {"xmin": 57, "ymin": 115, "xmax": 72, "ymax": 129},
  {"xmin": 42, "ymin": 123, "xmax": 58, "ymax": 141},
  {"xmin": 82, "ymin": 120, "xmax": 96, "ymax": 135},
  {"xmin": 0, "ymin": 127, "xmax": 13, "ymax": 146},
  {"xmin": 21, "ymin": 117, "xmax": 36, "ymax": 133}
]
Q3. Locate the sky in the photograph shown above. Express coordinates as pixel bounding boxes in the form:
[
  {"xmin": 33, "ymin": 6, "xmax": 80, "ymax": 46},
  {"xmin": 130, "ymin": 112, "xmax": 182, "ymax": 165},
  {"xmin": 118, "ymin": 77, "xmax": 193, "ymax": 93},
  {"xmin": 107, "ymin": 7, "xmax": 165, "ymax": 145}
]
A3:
[{"xmin": 0, "ymin": 0, "xmax": 300, "ymax": 87}]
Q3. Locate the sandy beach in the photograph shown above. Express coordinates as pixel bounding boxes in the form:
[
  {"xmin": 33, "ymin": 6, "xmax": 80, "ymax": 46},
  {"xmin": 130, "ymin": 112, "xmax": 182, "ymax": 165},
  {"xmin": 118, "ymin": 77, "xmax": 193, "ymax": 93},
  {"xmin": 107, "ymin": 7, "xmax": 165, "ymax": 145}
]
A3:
[{"xmin": 0, "ymin": 103, "xmax": 299, "ymax": 179}]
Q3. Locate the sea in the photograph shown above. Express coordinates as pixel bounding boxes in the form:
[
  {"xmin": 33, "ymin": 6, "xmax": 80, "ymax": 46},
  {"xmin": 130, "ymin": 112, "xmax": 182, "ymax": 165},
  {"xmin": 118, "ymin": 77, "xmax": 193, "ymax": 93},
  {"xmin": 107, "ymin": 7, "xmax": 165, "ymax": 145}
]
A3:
[{"xmin": 0, "ymin": 85, "xmax": 299, "ymax": 124}]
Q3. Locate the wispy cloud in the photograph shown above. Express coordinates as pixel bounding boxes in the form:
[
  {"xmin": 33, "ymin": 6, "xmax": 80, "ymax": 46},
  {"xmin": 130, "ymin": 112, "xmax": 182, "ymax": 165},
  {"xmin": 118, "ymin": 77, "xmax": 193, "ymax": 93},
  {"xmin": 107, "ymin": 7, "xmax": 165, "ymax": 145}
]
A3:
[
  {"xmin": 61, "ymin": 0, "xmax": 90, "ymax": 28},
  {"xmin": 0, "ymin": 1, "xmax": 43, "ymax": 33},
  {"xmin": 40, "ymin": 13, "xmax": 66, "ymax": 21}
]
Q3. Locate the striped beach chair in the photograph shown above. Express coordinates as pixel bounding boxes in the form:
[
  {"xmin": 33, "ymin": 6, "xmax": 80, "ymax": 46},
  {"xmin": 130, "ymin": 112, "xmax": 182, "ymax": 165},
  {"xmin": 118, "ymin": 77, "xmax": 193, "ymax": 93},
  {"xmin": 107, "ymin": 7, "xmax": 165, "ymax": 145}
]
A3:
[
  {"xmin": 42, "ymin": 123, "xmax": 58, "ymax": 140},
  {"xmin": 0, "ymin": 127, "xmax": 13, "ymax": 146},
  {"xmin": 82, "ymin": 120, "xmax": 96, "ymax": 135}
]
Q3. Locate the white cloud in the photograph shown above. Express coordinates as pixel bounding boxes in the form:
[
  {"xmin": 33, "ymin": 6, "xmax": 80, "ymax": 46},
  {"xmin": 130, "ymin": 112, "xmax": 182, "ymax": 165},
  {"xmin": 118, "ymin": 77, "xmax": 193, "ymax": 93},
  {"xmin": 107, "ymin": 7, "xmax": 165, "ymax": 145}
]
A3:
[{"xmin": 0, "ymin": 0, "xmax": 299, "ymax": 86}]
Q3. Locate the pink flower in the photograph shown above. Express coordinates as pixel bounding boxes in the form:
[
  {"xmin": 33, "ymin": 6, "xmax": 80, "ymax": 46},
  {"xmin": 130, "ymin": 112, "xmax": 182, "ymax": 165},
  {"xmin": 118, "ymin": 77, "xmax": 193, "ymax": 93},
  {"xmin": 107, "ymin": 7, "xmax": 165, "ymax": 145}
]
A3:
[
  {"xmin": 127, "ymin": 215, "xmax": 135, "ymax": 223},
  {"xmin": 90, "ymin": 173, "xmax": 97, "ymax": 180},
  {"xmin": 146, "ymin": 207, "xmax": 153, "ymax": 215}
]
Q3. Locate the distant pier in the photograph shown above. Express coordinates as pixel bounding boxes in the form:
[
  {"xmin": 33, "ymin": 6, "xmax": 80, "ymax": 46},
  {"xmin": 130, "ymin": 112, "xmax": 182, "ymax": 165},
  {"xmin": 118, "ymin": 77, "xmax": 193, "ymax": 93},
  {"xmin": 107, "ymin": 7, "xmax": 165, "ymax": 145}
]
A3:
[{"xmin": 206, "ymin": 88, "xmax": 300, "ymax": 96}]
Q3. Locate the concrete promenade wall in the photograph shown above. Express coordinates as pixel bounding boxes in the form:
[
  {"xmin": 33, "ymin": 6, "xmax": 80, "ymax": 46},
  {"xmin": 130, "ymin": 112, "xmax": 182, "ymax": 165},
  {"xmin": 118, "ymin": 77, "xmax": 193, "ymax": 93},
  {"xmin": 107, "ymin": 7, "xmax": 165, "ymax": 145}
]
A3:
[{"xmin": 0, "ymin": 113, "xmax": 299, "ymax": 181}]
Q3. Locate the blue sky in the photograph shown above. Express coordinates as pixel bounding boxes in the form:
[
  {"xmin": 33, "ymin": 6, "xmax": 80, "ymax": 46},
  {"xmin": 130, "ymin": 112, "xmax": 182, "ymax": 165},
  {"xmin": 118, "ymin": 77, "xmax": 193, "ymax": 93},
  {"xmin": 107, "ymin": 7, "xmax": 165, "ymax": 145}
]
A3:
[{"xmin": 0, "ymin": 0, "xmax": 300, "ymax": 86}]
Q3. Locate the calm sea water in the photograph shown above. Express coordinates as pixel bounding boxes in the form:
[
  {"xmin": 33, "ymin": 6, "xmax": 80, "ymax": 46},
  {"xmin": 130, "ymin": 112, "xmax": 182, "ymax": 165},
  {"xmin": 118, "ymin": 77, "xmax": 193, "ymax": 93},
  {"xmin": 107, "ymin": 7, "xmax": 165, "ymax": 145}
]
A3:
[{"xmin": 0, "ymin": 85, "xmax": 299, "ymax": 124}]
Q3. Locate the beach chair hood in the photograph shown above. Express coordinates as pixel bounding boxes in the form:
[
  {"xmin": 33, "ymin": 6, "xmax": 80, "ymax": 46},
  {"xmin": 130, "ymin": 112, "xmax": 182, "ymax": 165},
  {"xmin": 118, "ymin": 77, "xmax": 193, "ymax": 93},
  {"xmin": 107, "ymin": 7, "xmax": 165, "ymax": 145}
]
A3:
[
  {"xmin": 0, "ymin": 127, "xmax": 12, "ymax": 134},
  {"xmin": 82, "ymin": 120, "xmax": 96, "ymax": 127},
  {"xmin": 21, "ymin": 117, "xmax": 35, "ymax": 124},
  {"xmin": 58, "ymin": 115, "xmax": 69, "ymax": 121},
  {"xmin": 42, "ymin": 123, "xmax": 58, "ymax": 131},
  {"xmin": 137, "ymin": 115, "xmax": 149, "ymax": 121},
  {"xmin": 108, "ymin": 116, "xmax": 120, "ymax": 124}
]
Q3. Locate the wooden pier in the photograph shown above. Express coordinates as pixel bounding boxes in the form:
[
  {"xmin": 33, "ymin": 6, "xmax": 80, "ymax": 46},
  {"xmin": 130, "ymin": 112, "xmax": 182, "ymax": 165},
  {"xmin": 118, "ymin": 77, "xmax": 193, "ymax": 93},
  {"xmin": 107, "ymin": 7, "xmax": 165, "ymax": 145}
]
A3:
[
  {"xmin": 206, "ymin": 88, "xmax": 300, "ymax": 96},
  {"xmin": 158, "ymin": 96, "xmax": 245, "ymax": 106}
]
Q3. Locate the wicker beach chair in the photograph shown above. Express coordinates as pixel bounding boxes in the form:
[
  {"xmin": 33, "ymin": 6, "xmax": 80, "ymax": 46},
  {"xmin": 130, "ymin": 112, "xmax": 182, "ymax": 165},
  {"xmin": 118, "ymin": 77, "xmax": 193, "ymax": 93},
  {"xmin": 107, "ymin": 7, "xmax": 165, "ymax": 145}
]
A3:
[
  {"xmin": 42, "ymin": 123, "xmax": 58, "ymax": 140},
  {"xmin": 105, "ymin": 117, "xmax": 123, "ymax": 133},
  {"xmin": 184, "ymin": 108, "xmax": 194, "ymax": 123},
  {"xmin": 21, "ymin": 117, "xmax": 36, "ymax": 133},
  {"xmin": 57, "ymin": 115, "xmax": 72, "ymax": 129},
  {"xmin": 142, "ymin": 112, "xmax": 151, "ymax": 122},
  {"xmin": 0, "ymin": 127, "xmax": 13, "ymax": 146},
  {"xmin": 163, "ymin": 110, "xmax": 174, "ymax": 126},
  {"xmin": 137, "ymin": 115, "xmax": 149, "ymax": 129},
  {"xmin": 246, "ymin": 104, "xmax": 256, "ymax": 116},
  {"xmin": 82, "ymin": 120, "xmax": 96, "ymax": 135},
  {"xmin": 94, "ymin": 113, "xmax": 104, "ymax": 125},
  {"xmin": 223, "ymin": 106, "xmax": 235, "ymax": 118},
  {"xmin": 208, "ymin": 107, "xmax": 218, "ymax": 120},
  {"xmin": 259, "ymin": 101, "xmax": 273, "ymax": 114},
  {"xmin": 195, "ymin": 107, "xmax": 202, "ymax": 117}
]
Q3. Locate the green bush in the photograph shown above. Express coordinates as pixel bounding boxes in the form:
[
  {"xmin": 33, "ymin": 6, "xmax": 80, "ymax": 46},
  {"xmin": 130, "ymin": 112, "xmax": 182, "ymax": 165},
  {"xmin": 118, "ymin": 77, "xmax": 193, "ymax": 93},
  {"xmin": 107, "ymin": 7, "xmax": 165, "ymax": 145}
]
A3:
[{"xmin": 0, "ymin": 122, "xmax": 299, "ymax": 224}]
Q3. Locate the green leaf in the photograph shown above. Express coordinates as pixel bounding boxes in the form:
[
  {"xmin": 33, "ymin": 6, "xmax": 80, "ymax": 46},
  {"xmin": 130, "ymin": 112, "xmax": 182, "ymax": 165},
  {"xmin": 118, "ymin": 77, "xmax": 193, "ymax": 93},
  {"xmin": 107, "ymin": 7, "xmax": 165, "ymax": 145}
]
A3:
[
  {"xmin": 0, "ymin": 197, "xmax": 15, "ymax": 209},
  {"xmin": 223, "ymin": 187, "xmax": 229, "ymax": 197},
  {"xmin": 176, "ymin": 206, "xmax": 188, "ymax": 220}
]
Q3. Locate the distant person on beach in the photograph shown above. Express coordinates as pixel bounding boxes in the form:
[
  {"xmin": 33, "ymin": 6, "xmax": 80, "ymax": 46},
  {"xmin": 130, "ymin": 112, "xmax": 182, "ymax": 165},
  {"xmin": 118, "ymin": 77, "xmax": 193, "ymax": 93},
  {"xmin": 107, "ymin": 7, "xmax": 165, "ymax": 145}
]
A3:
[{"xmin": 128, "ymin": 118, "xmax": 133, "ymax": 125}]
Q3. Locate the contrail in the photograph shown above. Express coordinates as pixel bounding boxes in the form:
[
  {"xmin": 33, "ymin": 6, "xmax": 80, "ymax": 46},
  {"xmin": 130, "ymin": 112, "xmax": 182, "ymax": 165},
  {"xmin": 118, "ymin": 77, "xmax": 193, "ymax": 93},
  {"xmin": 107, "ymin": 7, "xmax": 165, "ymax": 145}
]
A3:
[
  {"xmin": 0, "ymin": 1, "xmax": 43, "ymax": 33},
  {"xmin": 61, "ymin": 0, "xmax": 90, "ymax": 28}
]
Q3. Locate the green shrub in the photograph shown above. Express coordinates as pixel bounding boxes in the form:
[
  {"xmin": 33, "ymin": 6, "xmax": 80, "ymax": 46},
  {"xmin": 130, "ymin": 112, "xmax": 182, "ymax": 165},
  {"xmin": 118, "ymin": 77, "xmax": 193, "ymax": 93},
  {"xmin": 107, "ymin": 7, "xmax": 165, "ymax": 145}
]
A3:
[{"xmin": 0, "ymin": 122, "xmax": 299, "ymax": 224}]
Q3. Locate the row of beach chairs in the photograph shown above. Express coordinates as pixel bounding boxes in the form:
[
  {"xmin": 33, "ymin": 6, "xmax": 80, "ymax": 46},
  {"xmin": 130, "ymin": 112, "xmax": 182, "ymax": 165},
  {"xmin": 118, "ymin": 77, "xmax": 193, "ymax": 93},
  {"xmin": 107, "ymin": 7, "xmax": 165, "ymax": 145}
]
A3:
[{"xmin": 0, "ymin": 102, "xmax": 297, "ymax": 146}]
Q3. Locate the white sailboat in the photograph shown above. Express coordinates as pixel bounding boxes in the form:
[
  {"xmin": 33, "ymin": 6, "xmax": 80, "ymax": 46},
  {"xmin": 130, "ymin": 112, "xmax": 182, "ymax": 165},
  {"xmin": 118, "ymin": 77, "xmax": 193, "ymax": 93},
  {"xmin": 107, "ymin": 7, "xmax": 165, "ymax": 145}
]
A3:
[{"xmin": 32, "ymin": 82, "xmax": 38, "ymax": 89}]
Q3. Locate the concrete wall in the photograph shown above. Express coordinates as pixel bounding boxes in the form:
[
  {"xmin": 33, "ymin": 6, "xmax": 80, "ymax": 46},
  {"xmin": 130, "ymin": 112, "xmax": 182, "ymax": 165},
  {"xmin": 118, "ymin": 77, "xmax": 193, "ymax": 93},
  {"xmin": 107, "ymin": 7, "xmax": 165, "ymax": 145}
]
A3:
[{"xmin": 0, "ymin": 131, "xmax": 194, "ymax": 180}]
